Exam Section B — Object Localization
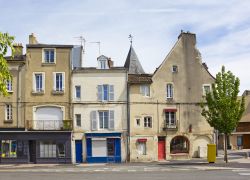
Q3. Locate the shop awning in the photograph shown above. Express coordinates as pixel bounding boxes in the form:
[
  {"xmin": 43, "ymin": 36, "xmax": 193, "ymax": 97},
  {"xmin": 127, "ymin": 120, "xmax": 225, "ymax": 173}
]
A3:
[
  {"xmin": 137, "ymin": 138, "xmax": 147, "ymax": 142},
  {"xmin": 164, "ymin": 108, "xmax": 177, "ymax": 112}
]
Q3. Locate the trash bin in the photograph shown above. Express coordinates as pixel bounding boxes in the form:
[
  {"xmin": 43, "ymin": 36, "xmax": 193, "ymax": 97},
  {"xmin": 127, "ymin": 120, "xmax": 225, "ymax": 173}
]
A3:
[{"xmin": 207, "ymin": 144, "xmax": 216, "ymax": 163}]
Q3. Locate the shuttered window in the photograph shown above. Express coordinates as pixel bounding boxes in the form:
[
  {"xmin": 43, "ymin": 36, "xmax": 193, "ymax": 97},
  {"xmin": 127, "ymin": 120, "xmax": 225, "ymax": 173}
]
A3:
[
  {"xmin": 97, "ymin": 85, "xmax": 114, "ymax": 101},
  {"xmin": 91, "ymin": 110, "xmax": 115, "ymax": 130}
]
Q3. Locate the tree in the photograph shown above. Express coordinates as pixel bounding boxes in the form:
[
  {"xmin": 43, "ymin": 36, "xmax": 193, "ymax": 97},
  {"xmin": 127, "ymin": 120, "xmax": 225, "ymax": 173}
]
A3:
[
  {"xmin": 201, "ymin": 66, "xmax": 245, "ymax": 163},
  {"xmin": 0, "ymin": 32, "xmax": 15, "ymax": 96}
]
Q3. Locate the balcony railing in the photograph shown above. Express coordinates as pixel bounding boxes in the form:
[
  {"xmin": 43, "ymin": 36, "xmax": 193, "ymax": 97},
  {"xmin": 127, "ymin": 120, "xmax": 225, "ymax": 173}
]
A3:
[
  {"xmin": 26, "ymin": 120, "xmax": 72, "ymax": 131},
  {"xmin": 163, "ymin": 120, "xmax": 178, "ymax": 131}
]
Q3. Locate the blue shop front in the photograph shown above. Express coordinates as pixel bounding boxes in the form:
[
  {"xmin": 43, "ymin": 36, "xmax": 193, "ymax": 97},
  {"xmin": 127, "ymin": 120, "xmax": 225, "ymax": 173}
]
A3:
[{"xmin": 86, "ymin": 133, "xmax": 121, "ymax": 163}]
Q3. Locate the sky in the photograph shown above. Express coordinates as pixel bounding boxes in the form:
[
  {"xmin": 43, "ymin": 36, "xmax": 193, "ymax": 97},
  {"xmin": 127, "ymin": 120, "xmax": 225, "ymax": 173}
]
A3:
[{"xmin": 1, "ymin": 0, "xmax": 249, "ymax": 93}]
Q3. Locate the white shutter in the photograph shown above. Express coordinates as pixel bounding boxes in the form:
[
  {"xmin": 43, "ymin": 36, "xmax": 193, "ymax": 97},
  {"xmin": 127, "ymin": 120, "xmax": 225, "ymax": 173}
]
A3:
[
  {"xmin": 109, "ymin": 85, "xmax": 114, "ymax": 101},
  {"xmin": 97, "ymin": 85, "xmax": 102, "ymax": 101},
  {"xmin": 62, "ymin": 72, "xmax": 65, "ymax": 91},
  {"xmin": 140, "ymin": 85, "xmax": 144, "ymax": 94},
  {"xmin": 109, "ymin": 110, "xmax": 114, "ymax": 130},
  {"xmin": 42, "ymin": 73, "xmax": 45, "ymax": 91},
  {"xmin": 91, "ymin": 111, "xmax": 97, "ymax": 130},
  {"xmin": 53, "ymin": 72, "xmax": 56, "ymax": 91}
]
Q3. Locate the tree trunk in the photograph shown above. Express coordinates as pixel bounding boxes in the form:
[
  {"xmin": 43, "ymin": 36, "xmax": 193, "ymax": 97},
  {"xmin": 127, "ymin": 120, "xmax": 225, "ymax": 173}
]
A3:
[{"xmin": 224, "ymin": 134, "xmax": 228, "ymax": 163}]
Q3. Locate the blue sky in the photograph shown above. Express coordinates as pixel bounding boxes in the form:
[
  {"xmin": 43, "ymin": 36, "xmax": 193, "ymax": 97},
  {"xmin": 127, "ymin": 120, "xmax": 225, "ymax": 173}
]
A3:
[{"xmin": 1, "ymin": 0, "xmax": 250, "ymax": 93}]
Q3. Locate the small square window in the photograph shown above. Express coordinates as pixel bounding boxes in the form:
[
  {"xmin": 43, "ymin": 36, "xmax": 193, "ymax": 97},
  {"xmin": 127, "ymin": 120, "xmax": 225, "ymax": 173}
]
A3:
[
  {"xmin": 203, "ymin": 84, "xmax": 211, "ymax": 95},
  {"xmin": 172, "ymin": 65, "xmax": 178, "ymax": 73}
]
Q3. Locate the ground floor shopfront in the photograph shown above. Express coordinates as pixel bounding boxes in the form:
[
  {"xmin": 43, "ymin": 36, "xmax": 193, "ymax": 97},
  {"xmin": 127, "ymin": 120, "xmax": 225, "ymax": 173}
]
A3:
[
  {"xmin": 129, "ymin": 134, "xmax": 213, "ymax": 162},
  {"xmin": 73, "ymin": 132, "xmax": 127, "ymax": 163},
  {"xmin": 0, "ymin": 131, "xmax": 72, "ymax": 164}
]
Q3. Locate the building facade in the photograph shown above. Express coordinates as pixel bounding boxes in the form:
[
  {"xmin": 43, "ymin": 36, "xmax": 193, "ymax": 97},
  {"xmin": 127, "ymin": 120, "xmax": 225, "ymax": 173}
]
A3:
[
  {"xmin": 0, "ymin": 44, "xmax": 26, "ymax": 163},
  {"xmin": 72, "ymin": 55, "xmax": 128, "ymax": 163},
  {"xmin": 127, "ymin": 32, "xmax": 215, "ymax": 162}
]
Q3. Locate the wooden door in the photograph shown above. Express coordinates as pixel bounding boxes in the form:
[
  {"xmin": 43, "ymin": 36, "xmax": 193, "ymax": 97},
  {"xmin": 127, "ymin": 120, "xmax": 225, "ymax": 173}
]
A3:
[{"xmin": 158, "ymin": 139, "xmax": 166, "ymax": 160}]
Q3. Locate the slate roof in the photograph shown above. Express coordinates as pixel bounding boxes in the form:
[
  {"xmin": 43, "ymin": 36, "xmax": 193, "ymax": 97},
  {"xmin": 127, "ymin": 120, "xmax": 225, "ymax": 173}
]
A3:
[
  {"xmin": 124, "ymin": 45, "xmax": 145, "ymax": 74},
  {"xmin": 128, "ymin": 74, "xmax": 152, "ymax": 84}
]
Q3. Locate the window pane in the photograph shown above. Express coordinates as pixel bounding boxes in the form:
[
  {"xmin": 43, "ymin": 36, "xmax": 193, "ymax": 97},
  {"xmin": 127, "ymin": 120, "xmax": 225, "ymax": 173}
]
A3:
[
  {"xmin": 103, "ymin": 85, "xmax": 109, "ymax": 100},
  {"xmin": 75, "ymin": 86, "xmax": 81, "ymax": 98},
  {"xmin": 99, "ymin": 112, "xmax": 104, "ymax": 128},
  {"xmin": 76, "ymin": 114, "xmax": 81, "ymax": 127},
  {"xmin": 58, "ymin": 144, "xmax": 65, "ymax": 157},
  {"xmin": 104, "ymin": 111, "xmax": 109, "ymax": 128}
]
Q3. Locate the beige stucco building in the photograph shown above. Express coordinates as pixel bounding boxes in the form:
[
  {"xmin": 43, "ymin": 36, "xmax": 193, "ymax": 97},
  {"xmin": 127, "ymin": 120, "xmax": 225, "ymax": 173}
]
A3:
[{"xmin": 127, "ymin": 32, "xmax": 215, "ymax": 162}]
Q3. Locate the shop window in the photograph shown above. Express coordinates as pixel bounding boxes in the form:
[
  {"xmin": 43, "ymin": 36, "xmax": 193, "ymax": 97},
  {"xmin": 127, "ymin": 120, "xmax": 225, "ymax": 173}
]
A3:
[
  {"xmin": 107, "ymin": 138, "xmax": 115, "ymax": 156},
  {"xmin": 170, "ymin": 136, "xmax": 189, "ymax": 154},
  {"xmin": 57, "ymin": 143, "xmax": 65, "ymax": 158},
  {"xmin": 1, "ymin": 140, "xmax": 17, "ymax": 158},
  {"xmin": 40, "ymin": 141, "xmax": 56, "ymax": 158}
]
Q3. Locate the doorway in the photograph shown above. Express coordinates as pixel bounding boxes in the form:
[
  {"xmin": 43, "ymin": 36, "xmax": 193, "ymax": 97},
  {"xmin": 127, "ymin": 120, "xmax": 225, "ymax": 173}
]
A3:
[
  {"xmin": 75, "ymin": 140, "xmax": 83, "ymax": 163},
  {"xmin": 158, "ymin": 137, "xmax": 166, "ymax": 160},
  {"xmin": 29, "ymin": 140, "xmax": 36, "ymax": 163}
]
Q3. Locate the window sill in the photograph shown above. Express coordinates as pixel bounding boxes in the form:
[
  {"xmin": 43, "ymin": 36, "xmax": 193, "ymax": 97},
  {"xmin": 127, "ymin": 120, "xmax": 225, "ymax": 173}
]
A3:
[
  {"xmin": 7, "ymin": 91, "xmax": 13, "ymax": 94},
  {"xmin": 52, "ymin": 90, "xmax": 64, "ymax": 95},
  {"xmin": 4, "ymin": 120, "xmax": 13, "ymax": 124},
  {"xmin": 166, "ymin": 98, "xmax": 174, "ymax": 101},
  {"xmin": 32, "ymin": 91, "xmax": 44, "ymax": 95},
  {"xmin": 41, "ymin": 62, "xmax": 56, "ymax": 66}
]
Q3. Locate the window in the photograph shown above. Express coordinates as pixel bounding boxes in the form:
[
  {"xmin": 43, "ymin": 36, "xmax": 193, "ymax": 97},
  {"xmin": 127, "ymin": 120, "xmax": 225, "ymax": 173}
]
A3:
[
  {"xmin": 33, "ymin": 73, "xmax": 45, "ymax": 93},
  {"xmin": 140, "ymin": 85, "xmax": 150, "ymax": 97},
  {"xmin": 107, "ymin": 138, "xmax": 115, "ymax": 156},
  {"xmin": 43, "ymin": 49, "xmax": 55, "ymax": 63},
  {"xmin": 97, "ymin": 84, "xmax": 114, "ymax": 101},
  {"xmin": 40, "ymin": 141, "xmax": 56, "ymax": 158},
  {"xmin": 75, "ymin": 114, "xmax": 81, "ymax": 127},
  {"xmin": 203, "ymin": 84, "xmax": 211, "ymax": 95},
  {"xmin": 237, "ymin": 136, "xmax": 243, "ymax": 147},
  {"xmin": 5, "ymin": 104, "xmax": 12, "ymax": 121},
  {"xmin": 53, "ymin": 72, "xmax": 65, "ymax": 92},
  {"xmin": 1, "ymin": 140, "xmax": 17, "ymax": 158},
  {"xmin": 99, "ymin": 111, "xmax": 109, "ymax": 129},
  {"xmin": 99, "ymin": 60, "xmax": 107, "ymax": 69},
  {"xmin": 6, "ymin": 79, "xmax": 12, "ymax": 92},
  {"xmin": 166, "ymin": 83, "xmax": 173, "ymax": 99},
  {"xmin": 170, "ymin": 136, "xmax": 189, "ymax": 154},
  {"xmin": 165, "ymin": 111, "xmax": 176, "ymax": 128},
  {"xmin": 57, "ymin": 143, "xmax": 65, "ymax": 158},
  {"xmin": 136, "ymin": 118, "xmax": 140, "ymax": 126},
  {"xmin": 144, "ymin": 116, "xmax": 152, "ymax": 128},
  {"xmin": 75, "ymin": 86, "xmax": 81, "ymax": 99},
  {"xmin": 172, "ymin": 65, "xmax": 178, "ymax": 73},
  {"xmin": 137, "ymin": 142, "xmax": 146, "ymax": 155}
]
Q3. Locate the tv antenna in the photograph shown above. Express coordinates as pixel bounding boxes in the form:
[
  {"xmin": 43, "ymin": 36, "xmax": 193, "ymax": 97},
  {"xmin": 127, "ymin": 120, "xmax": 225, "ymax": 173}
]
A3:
[
  {"xmin": 128, "ymin": 34, "xmax": 133, "ymax": 44},
  {"xmin": 74, "ymin": 36, "xmax": 86, "ymax": 53},
  {"xmin": 89, "ymin": 41, "xmax": 101, "ymax": 55}
]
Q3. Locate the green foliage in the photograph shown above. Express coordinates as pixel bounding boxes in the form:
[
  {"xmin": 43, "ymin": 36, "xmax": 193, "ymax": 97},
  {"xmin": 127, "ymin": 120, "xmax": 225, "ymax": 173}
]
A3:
[
  {"xmin": 0, "ymin": 32, "xmax": 15, "ymax": 96},
  {"xmin": 201, "ymin": 66, "xmax": 245, "ymax": 135}
]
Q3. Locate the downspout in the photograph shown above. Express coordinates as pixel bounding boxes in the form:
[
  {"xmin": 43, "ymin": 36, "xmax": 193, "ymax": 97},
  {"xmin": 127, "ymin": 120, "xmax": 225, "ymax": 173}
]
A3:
[
  {"xmin": 157, "ymin": 100, "xmax": 159, "ymax": 134},
  {"xmin": 126, "ymin": 74, "xmax": 130, "ymax": 162},
  {"xmin": 16, "ymin": 64, "xmax": 22, "ymax": 128}
]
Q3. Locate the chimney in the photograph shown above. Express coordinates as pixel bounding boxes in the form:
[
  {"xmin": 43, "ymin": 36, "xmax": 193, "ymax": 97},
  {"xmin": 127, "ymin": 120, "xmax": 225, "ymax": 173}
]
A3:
[
  {"xmin": 178, "ymin": 30, "xmax": 196, "ymax": 45},
  {"xmin": 29, "ymin": 33, "xmax": 38, "ymax": 44},
  {"xmin": 108, "ymin": 58, "xmax": 114, "ymax": 68},
  {"xmin": 12, "ymin": 43, "xmax": 23, "ymax": 57}
]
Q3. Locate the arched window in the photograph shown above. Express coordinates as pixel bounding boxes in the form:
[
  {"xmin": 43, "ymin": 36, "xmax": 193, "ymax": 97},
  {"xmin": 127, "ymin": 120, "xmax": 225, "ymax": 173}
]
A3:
[{"xmin": 170, "ymin": 136, "xmax": 189, "ymax": 154}]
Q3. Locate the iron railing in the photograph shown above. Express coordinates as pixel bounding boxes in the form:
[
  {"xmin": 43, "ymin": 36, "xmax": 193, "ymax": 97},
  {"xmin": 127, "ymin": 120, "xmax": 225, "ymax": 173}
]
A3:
[
  {"xmin": 26, "ymin": 120, "xmax": 72, "ymax": 131},
  {"xmin": 163, "ymin": 120, "xmax": 178, "ymax": 131}
]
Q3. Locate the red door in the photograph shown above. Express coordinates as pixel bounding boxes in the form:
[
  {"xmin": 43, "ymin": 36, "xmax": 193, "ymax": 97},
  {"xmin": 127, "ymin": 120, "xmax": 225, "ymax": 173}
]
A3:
[{"xmin": 158, "ymin": 139, "xmax": 166, "ymax": 160}]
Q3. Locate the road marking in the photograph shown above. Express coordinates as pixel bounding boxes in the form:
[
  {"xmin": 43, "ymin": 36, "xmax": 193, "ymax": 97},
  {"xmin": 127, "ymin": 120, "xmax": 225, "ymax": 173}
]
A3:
[
  {"xmin": 239, "ymin": 173, "xmax": 250, "ymax": 176},
  {"xmin": 128, "ymin": 169, "xmax": 137, "ymax": 172}
]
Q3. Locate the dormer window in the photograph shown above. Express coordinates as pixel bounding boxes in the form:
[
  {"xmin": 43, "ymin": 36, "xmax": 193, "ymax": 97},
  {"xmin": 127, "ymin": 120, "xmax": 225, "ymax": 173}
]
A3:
[{"xmin": 97, "ymin": 55, "xmax": 109, "ymax": 69}]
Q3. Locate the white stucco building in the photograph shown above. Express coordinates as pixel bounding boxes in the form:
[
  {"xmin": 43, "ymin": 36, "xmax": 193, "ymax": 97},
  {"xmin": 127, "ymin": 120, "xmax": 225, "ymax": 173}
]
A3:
[{"xmin": 71, "ymin": 55, "xmax": 128, "ymax": 163}]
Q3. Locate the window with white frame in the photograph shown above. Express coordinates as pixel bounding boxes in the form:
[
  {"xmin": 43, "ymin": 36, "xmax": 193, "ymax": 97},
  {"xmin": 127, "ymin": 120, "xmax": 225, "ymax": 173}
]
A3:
[
  {"xmin": 5, "ymin": 104, "xmax": 12, "ymax": 121},
  {"xmin": 39, "ymin": 141, "xmax": 56, "ymax": 158},
  {"xmin": 91, "ymin": 110, "xmax": 114, "ymax": 130},
  {"xmin": 75, "ymin": 114, "xmax": 81, "ymax": 127},
  {"xmin": 165, "ymin": 111, "xmax": 176, "ymax": 127},
  {"xmin": 33, "ymin": 73, "xmax": 44, "ymax": 92},
  {"xmin": 203, "ymin": 84, "xmax": 211, "ymax": 95},
  {"xmin": 53, "ymin": 72, "xmax": 65, "ymax": 92},
  {"xmin": 97, "ymin": 84, "xmax": 114, "ymax": 101},
  {"xmin": 99, "ymin": 111, "xmax": 109, "ymax": 129},
  {"xmin": 43, "ymin": 49, "xmax": 55, "ymax": 63},
  {"xmin": 6, "ymin": 79, "xmax": 12, "ymax": 92},
  {"xmin": 144, "ymin": 116, "xmax": 152, "ymax": 128},
  {"xmin": 75, "ymin": 85, "xmax": 81, "ymax": 99},
  {"xmin": 166, "ymin": 83, "xmax": 173, "ymax": 99},
  {"xmin": 57, "ymin": 143, "xmax": 65, "ymax": 158},
  {"xmin": 136, "ymin": 118, "xmax": 140, "ymax": 126},
  {"xmin": 140, "ymin": 85, "xmax": 150, "ymax": 97},
  {"xmin": 172, "ymin": 65, "xmax": 178, "ymax": 73},
  {"xmin": 137, "ymin": 141, "xmax": 146, "ymax": 155}
]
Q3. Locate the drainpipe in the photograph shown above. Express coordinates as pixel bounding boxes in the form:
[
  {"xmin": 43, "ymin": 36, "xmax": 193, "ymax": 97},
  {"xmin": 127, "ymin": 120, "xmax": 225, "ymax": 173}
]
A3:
[
  {"xmin": 126, "ymin": 75, "xmax": 130, "ymax": 162},
  {"xmin": 16, "ymin": 64, "xmax": 22, "ymax": 128},
  {"xmin": 157, "ymin": 100, "xmax": 159, "ymax": 134}
]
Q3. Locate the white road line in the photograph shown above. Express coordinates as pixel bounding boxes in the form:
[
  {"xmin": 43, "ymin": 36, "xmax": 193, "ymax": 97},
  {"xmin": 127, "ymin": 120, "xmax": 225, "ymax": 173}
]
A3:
[
  {"xmin": 128, "ymin": 169, "xmax": 137, "ymax": 172},
  {"xmin": 239, "ymin": 173, "xmax": 250, "ymax": 176},
  {"xmin": 232, "ymin": 169, "xmax": 250, "ymax": 172}
]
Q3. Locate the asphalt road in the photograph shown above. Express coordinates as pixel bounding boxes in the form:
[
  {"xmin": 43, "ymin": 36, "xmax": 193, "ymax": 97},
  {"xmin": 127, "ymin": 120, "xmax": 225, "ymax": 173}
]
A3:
[{"xmin": 0, "ymin": 170, "xmax": 249, "ymax": 180}]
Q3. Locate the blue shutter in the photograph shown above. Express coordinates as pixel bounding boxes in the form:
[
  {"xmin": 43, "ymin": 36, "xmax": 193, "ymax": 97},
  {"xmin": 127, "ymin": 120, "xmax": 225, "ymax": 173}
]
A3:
[{"xmin": 109, "ymin": 110, "xmax": 114, "ymax": 130}]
